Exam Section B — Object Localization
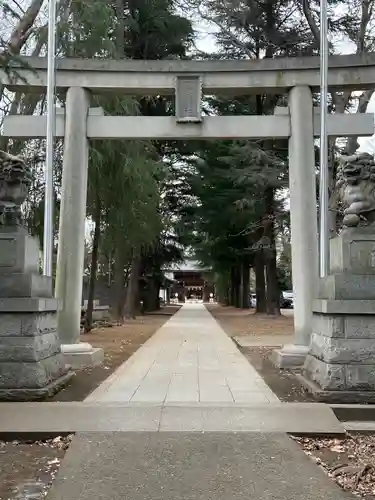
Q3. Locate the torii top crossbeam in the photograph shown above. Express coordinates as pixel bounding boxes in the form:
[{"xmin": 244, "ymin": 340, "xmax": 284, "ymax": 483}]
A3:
[{"xmin": 2, "ymin": 53, "xmax": 375, "ymax": 94}]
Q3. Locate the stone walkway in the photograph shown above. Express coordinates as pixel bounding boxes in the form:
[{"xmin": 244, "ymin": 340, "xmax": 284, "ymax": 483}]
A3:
[
  {"xmin": 87, "ymin": 303, "xmax": 279, "ymax": 404},
  {"xmin": 11, "ymin": 303, "xmax": 346, "ymax": 500}
]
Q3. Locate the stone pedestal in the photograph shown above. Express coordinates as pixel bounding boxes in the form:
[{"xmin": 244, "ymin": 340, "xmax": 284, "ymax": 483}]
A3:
[
  {"xmin": 271, "ymin": 344, "xmax": 309, "ymax": 369},
  {"xmin": 61, "ymin": 343, "xmax": 104, "ymax": 369},
  {"xmin": 0, "ymin": 230, "xmax": 72, "ymax": 401},
  {"xmin": 300, "ymin": 228, "xmax": 375, "ymax": 403}
]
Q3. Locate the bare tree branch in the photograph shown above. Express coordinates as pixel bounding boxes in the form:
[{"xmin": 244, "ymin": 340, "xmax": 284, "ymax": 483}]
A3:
[
  {"xmin": 299, "ymin": 0, "xmax": 375, "ymax": 153},
  {"xmin": 115, "ymin": 0, "xmax": 124, "ymax": 59},
  {"xmin": 11, "ymin": 0, "xmax": 26, "ymax": 16},
  {"xmin": 301, "ymin": 0, "xmax": 319, "ymax": 43},
  {"xmin": 345, "ymin": 89, "xmax": 375, "ymax": 154},
  {"xmin": 7, "ymin": 0, "xmax": 44, "ymax": 54},
  {"xmin": 0, "ymin": 0, "xmax": 45, "ymax": 102}
]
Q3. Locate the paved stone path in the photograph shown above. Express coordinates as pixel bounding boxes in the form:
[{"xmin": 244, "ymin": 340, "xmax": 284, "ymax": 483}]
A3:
[
  {"xmin": 87, "ymin": 303, "xmax": 279, "ymax": 404},
  {"xmin": 34, "ymin": 303, "xmax": 347, "ymax": 500}
]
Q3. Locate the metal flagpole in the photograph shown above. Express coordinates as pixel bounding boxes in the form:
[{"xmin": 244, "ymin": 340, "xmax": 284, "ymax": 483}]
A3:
[
  {"xmin": 319, "ymin": 0, "xmax": 329, "ymax": 277},
  {"xmin": 43, "ymin": 0, "xmax": 57, "ymax": 277}
]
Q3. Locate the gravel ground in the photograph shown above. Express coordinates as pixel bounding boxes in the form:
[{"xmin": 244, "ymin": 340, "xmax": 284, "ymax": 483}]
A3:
[
  {"xmin": 243, "ymin": 346, "xmax": 315, "ymax": 402},
  {"xmin": 294, "ymin": 434, "xmax": 375, "ymax": 499},
  {"xmin": 0, "ymin": 435, "xmax": 72, "ymax": 500}
]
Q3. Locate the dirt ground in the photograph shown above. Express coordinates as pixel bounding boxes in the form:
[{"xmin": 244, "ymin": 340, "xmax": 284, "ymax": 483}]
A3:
[
  {"xmin": 244, "ymin": 346, "xmax": 314, "ymax": 402},
  {"xmin": 0, "ymin": 307, "xmax": 180, "ymax": 500},
  {"xmin": 207, "ymin": 304, "xmax": 294, "ymax": 336},
  {"xmin": 51, "ymin": 305, "xmax": 180, "ymax": 402},
  {"xmin": 207, "ymin": 305, "xmax": 313, "ymax": 402},
  {"xmin": 0, "ymin": 435, "xmax": 72, "ymax": 500},
  {"xmin": 295, "ymin": 434, "xmax": 375, "ymax": 499}
]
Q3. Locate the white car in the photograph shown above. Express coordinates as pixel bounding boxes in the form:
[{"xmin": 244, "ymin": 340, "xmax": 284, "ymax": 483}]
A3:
[
  {"xmin": 282, "ymin": 290, "xmax": 294, "ymax": 308},
  {"xmin": 249, "ymin": 292, "xmax": 293, "ymax": 309}
]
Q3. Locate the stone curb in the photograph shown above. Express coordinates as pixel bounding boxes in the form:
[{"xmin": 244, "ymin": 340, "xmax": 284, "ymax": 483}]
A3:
[
  {"xmin": 330, "ymin": 403, "xmax": 375, "ymax": 421},
  {"xmin": 0, "ymin": 402, "xmax": 345, "ymax": 436}
]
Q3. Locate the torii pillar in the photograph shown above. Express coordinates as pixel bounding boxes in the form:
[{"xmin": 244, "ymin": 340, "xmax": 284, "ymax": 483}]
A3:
[
  {"xmin": 272, "ymin": 86, "xmax": 319, "ymax": 368},
  {"xmin": 55, "ymin": 87, "xmax": 104, "ymax": 369}
]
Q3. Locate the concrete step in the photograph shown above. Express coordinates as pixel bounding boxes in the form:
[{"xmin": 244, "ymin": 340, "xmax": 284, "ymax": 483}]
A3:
[
  {"xmin": 0, "ymin": 402, "xmax": 344, "ymax": 435},
  {"xmin": 331, "ymin": 403, "xmax": 375, "ymax": 421},
  {"xmin": 46, "ymin": 432, "xmax": 351, "ymax": 500},
  {"xmin": 343, "ymin": 421, "xmax": 375, "ymax": 432}
]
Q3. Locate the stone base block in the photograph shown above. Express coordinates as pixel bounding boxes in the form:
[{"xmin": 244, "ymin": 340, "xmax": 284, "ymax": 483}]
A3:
[
  {"xmin": 303, "ymin": 354, "xmax": 375, "ymax": 391},
  {"xmin": 303, "ymin": 354, "xmax": 345, "ymax": 390},
  {"xmin": 270, "ymin": 344, "xmax": 309, "ymax": 368},
  {"xmin": 0, "ymin": 353, "xmax": 68, "ymax": 389},
  {"xmin": 0, "ymin": 303, "xmax": 71, "ymax": 400},
  {"xmin": 305, "ymin": 309, "xmax": 375, "ymax": 397},
  {"xmin": 330, "ymin": 228, "xmax": 375, "ymax": 275},
  {"xmin": 0, "ymin": 331, "xmax": 61, "ymax": 362},
  {"xmin": 309, "ymin": 332, "xmax": 375, "ymax": 363},
  {"xmin": 0, "ymin": 371, "xmax": 73, "ymax": 401},
  {"xmin": 92, "ymin": 308, "xmax": 110, "ymax": 321},
  {"xmin": 313, "ymin": 299, "xmax": 375, "ymax": 315},
  {"xmin": 0, "ymin": 298, "xmax": 59, "ymax": 313},
  {"xmin": 0, "ymin": 231, "xmax": 40, "ymax": 274},
  {"xmin": 0, "ymin": 273, "xmax": 52, "ymax": 298},
  {"xmin": 0, "ymin": 311, "xmax": 57, "ymax": 338},
  {"xmin": 319, "ymin": 274, "xmax": 375, "ymax": 300},
  {"xmin": 62, "ymin": 344, "xmax": 104, "ymax": 369},
  {"xmin": 297, "ymin": 373, "xmax": 375, "ymax": 404}
]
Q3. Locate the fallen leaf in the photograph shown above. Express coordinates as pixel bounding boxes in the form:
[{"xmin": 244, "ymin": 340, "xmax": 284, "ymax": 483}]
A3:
[
  {"xmin": 47, "ymin": 458, "xmax": 60, "ymax": 465},
  {"xmin": 331, "ymin": 445, "xmax": 345, "ymax": 453}
]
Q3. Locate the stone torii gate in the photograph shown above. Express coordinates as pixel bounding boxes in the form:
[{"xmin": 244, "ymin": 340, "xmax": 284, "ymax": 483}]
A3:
[{"xmin": 2, "ymin": 53, "xmax": 375, "ymax": 369}]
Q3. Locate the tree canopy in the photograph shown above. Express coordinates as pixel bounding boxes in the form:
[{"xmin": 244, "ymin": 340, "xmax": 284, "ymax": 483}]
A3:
[{"xmin": 1, "ymin": 0, "xmax": 374, "ymax": 322}]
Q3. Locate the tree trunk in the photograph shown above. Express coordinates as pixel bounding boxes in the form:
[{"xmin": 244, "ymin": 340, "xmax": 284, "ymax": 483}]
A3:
[
  {"xmin": 115, "ymin": 0, "xmax": 125, "ymax": 58},
  {"xmin": 263, "ymin": 188, "xmax": 281, "ymax": 316},
  {"xmin": 151, "ymin": 283, "xmax": 160, "ymax": 311},
  {"xmin": 265, "ymin": 248, "xmax": 280, "ymax": 316},
  {"xmin": 255, "ymin": 250, "xmax": 267, "ymax": 313},
  {"xmin": 143, "ymin": 277, "xmax": 160, "ymax": 312},
  {"xmin": 154, "ymin": 280, "xmax": 161, "ymax": 310},
  {"xmin": 112, "ymin": 242, "xmax": 126, "ymax": 323},
  {"xmin": 124, "ymin": 250, "xmax": 141, "ymax": 319},
  {"xmin": 224, "ymin": 286, "xmax": 230, "ymax": 306},
  {"xmin": 230, "ymin": 267, "xmax": 236, "ymax": 306},
  {"xmin": 231, "ymin": 265, "xmax": 241, "ymax": 308},
  {"xmin": 217, "ymin": 271, "xmax": 230, "ymax": 305},
  {"xmin": 241, "ymin": 260, "xmax": 250, "ymax": 309},
  {"xmin": 107, "ymin": 251, "xmax": 112, "ymax": 286},
  {"xmin": 84, "ymin": 200, "xmax": 101, "ymax": 332}
]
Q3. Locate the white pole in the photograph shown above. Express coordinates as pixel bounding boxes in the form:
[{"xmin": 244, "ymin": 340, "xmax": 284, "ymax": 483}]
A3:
[
  {"xmin": 319, "ymin": 0, "xmax": 329, "ymax": 277},
  {"xmin": 43, "ymin": 0, "xmax": 57, "ymax": 277}
]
